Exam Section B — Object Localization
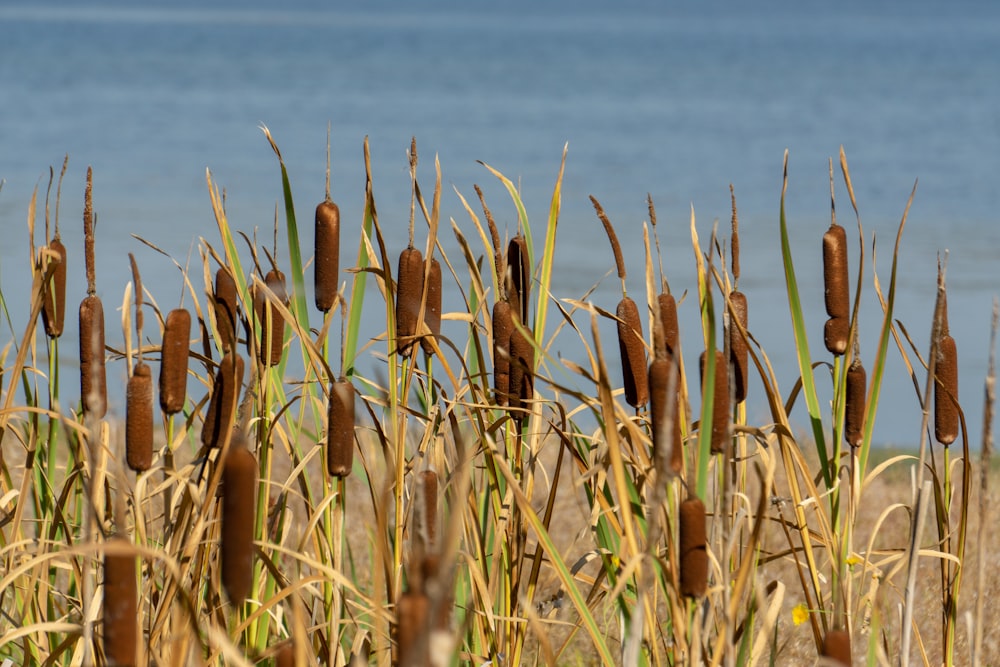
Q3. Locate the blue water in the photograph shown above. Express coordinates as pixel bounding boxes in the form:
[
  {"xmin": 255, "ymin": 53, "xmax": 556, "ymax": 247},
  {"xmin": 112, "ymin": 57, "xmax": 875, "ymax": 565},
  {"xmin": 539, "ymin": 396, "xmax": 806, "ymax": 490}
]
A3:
[{"xmin": 1, "ymin": 1, "xmax": 999, "ymax": 449}]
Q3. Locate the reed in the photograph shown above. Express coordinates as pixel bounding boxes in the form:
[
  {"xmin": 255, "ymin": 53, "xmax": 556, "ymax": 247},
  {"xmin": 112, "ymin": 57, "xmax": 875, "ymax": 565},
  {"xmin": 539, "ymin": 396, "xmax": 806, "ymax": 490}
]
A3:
[
  {"xmin": 221, "ymin": 431, "xmax": 256, "ymax": 606},
  {"xmin": 159, "ymin": 308, "xmax": 191, "ymax": 414}
]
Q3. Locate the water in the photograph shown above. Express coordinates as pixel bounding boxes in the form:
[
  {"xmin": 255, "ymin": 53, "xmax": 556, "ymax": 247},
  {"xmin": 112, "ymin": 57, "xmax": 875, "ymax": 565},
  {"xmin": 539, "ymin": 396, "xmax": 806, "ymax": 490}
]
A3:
[{"xmin": 1, "ymin": 1, "xmax": 998, "ymax": 448}]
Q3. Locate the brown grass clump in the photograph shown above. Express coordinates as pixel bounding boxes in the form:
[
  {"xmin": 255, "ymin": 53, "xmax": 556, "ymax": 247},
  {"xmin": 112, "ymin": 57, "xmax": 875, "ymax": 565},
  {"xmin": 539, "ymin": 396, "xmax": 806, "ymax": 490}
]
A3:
[
  {"xmin": 221, "ymin": 432, "xmax": 256, "ymax": 606},
  {"xmin": 159, "ymin": 308, "xmax": 191, "ymax": 415},
  {"xmin": 823, "ymin": 222, "xmax": 850, "ymax": 355},
  {"xmin": 700, "ymin": 349, "xmax": 729, "ymax": 455},
  {"xmin": 326, "ymin": 378, "xmax": 355, "ymax": 478},
  {"xmin": 213, "ymin": 267, "xmax": 239, "ymax": 351},
  {"xmin": 821, "ymin": 629, "xmax": 852, "ymax": 665},
  {"xmin": 396, "ymin": 246, "xmax": 424, "ymax": 357},
  {"xmin": 845, "ymin": 357, "xmax": 866, "ymax": 447},
  {"xmin": 41, "ymin": 236, "xmax": 67, "ymax": 338},
  {"xmin": 201, "ymin": 352, "xmax": 245, "ymax": 449},
  {"xmin": 492, "ymin": 299, "xmax": 512, "ymax": 406},
  {"xmin": 103, "ymin": 537, "xmax": 137, "ymax": 667},
  {"xmin": 314, "ymin": 197, "xmax": 341, "ymax": 314},
  {"xmin": 126, "ymin": 362, "xmax": 153, "ymax": 472},
  {"xmin": 679, "ymin": 496, "xmax": 707, "ymax": 598}
]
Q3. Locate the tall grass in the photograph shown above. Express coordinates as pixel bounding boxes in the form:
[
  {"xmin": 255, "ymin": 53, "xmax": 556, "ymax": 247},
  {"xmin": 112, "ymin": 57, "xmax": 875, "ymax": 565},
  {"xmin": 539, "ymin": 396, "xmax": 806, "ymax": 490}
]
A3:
[{"xmin": 0, "ymin": 136, "xmax": 995, "ymax": 666}]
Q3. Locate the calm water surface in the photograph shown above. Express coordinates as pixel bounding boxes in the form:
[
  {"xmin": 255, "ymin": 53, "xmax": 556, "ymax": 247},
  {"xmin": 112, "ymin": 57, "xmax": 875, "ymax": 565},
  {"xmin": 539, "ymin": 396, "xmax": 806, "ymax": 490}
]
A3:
[{"xmin": 1, "ymin": 1, "xmax": 998, "ymax": 447}]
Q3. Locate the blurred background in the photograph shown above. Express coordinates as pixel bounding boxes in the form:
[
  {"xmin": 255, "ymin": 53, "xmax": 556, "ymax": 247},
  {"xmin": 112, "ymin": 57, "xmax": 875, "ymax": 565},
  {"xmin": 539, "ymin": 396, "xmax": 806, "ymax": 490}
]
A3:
[{"xmin": 1, "ymin": 0, "xmax": 998, "ymax": 447}]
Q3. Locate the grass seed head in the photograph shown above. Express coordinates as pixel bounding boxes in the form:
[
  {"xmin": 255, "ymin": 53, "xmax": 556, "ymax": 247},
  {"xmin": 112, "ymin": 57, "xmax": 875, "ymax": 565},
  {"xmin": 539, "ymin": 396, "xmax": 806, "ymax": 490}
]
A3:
[
  {"xmin": 492, "ymin": 299, "xmax": 513, "ymax": 407},
  {"xmin": 103, "ymin": 538, "xmax": 137, "ymax": 667},
  {"xmin": 679, "ymin": 496, "xmax": 708, "ymax": 598},
  {"xmin": 41, "ymin": 237, "xmax": 67, "ymax": 338},
  {"xmin": 700, "ymin": 349, "xmax": 729, "ymax": 454},
  {"xmin": 824, "ymin": 316, "xmax": 849, "ymax": 356},
  {"xmin": 314, "ymin": 198, "xmax": 341, "ymax": 313},
  {"xmin": 80, "ymin": 294, "xmax": 107, "ymax": 419},
  {"xmin": 159, "ymin": 307, "xmax": 191, "ymax": 415},
  {"xmin": 420, "ymin": 257, "xmax": 442, "ymax": 355},
  {"xmin": 845, "ymin": 358, "xmax": 867, "ymax": 447},
  {"xmin": 396, "ymin": 247, "xmax": 424, "ymax": 357},
  {"xmin": 213, "ymin": 268, "xmax": 239, "ymax": 351},
  {"xmin": 729, "ymin": 290, "xmax": 749, "ymax": 403},
  {"xmin": 126, "ymin": 362, "xmax": 153, "ymax": 472},
  {"xmin": 935, "ymin": 333, "xmax": 959, "ymax": 445},
  {"xmin": 326, "ymin": 379, "xmax": 355, "ymax": 478},
  {"xmin": 617, "ymin": 296, "xmax": 649, "ymax": 408},
  {"xmin": 823, "ymin": 222, "xmax": 849, "ymax": 320},
  {"xmin": 202, "ymin": 352, "xmax": 245, "ymax": 449},
  {"xmin": 221, "ymin": 432, "xmax": 256, "ymax": 606},
  {"xmin": 821, "ymin": 629, "xmax": 852, "ymax": 665}
]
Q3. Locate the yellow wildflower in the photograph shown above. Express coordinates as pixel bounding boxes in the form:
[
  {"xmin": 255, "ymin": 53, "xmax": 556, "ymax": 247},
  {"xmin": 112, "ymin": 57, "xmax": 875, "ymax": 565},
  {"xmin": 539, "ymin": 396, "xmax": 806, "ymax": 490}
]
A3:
[{"xmin": 792, "ymin": 603, "xmax": 809, "ymax": 626}]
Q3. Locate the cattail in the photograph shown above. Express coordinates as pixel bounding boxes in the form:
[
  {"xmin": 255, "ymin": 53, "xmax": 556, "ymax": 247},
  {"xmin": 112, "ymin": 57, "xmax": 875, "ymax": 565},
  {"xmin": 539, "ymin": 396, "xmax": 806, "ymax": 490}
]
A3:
[
  {"xmin": 824, "ymin": 317, "xmax": 849, "ymax": 357},
  {"xmin": 845, "ymin": 358, "xmax": 866, "ymax": 448},
  {"xmin": 275, "ymin": 642, "xmax": 294, "ymax": 667},
  {"xmin": 418, "ymin": 469, "xmax": 438, "ymax": 549},
  {"xmin": 201, "ymin": 352, "xmax": 245, "ymax": 449},
  {"xmin": 221, "ymin": 432, "xmax": 256, "ymax": 606},
  {"xmin": 507, "ymin": 235, "xmax": 530, "ymax": 323},
  {"xmin": 679, "ymin": 496, "xmax": 708, "ymax": 598},
  {"xmin": 326, "ymin": 378, "xmax": 355, "ymax": 478},
  {"xmin": 492, "ymin": 300, "xmax": 513, "ymax": 406},
  {"xmin": 396, "ymin": 247, "xmax": 424, "ymax": 357},
  {"xmin": 259, "ymin": 269, "xmax": 287, "ymax": 366},
  {"xmin": 41, "ymin": 237, "xmax": 67, "ymax": 338},
  {"xmin": 656, "ymin": 292, "xmax": 679, "ymax": 358},
  {"xmin": 821, "ymin": 629, "xmax": 852, "ymax": 666},
  {"xmin": 419, "ymin": 257, "xmax": 442, "ymax": 355},
  {"xmin": 396, "ymin": 586, "xmax": 430, "ymax": 667},
  {"xmin": 729, "ymin": 290, "xmax": 749, "ymax": 404},
  {"xmin": 823, "ymin": 223, "xmax": 849, "ymax": 321},
  {"xmin": 214, "ymin": 268, "xmax": 239, "ymax": 351},
  {"xmin": 700, "ymin": 349, "xmax": 729, "ymax": 455},
  {"xmin": 508, "ymin": 322, "xmax": 534, "ymax": 417},
  {"xmin": 159, "ymin": 308, "xmax": 191, "ymax": 414},
  {"xmin": 649, "ymin": 356, "xmax": 683, "ymax": 474},
  {"xmin": 315, "ymin": 197, "xmax": 341, "ymax": 313},
  {"xmin": 126, "ymin": 362, "xmax": 153, "ymax": 472},
  {"xmin": 103, "ymin": 537, "xmax": 137, "ymax": 667},
  {"xmin": 617, "ymin": 297, "xmax": 649, "ymax": 408},
  {"xmin": 80, "ymin": 295, "xmax": 107, "ymax": 418},
  {"xmin": 935, "ymin": 333, "xmax": 959, "ymax": 446}
]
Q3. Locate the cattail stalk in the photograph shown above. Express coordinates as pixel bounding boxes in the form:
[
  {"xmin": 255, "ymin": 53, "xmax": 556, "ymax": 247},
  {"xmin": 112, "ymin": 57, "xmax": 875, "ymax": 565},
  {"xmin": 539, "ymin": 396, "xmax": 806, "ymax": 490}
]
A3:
[
  {"xmin": 221, "ymin": 433, "xmax": 256, "ymax": 606},
  {"xmin": 326, "ymin": 378, "xmax": 355, "ymax": 477},
  {"xmin": 315, "ymin": 135, "xmax": 341, "ymax": 313},
  {"xmin": 679, "ymin": 496, "xmax": 708, "ymax": 598},
  {"xmin": 159, "ymin": 308, "xmax": 191, "ymax": 414},
  {"xmin": 80, "ymin": 167, "xmax": 107, "ymax": 418}
]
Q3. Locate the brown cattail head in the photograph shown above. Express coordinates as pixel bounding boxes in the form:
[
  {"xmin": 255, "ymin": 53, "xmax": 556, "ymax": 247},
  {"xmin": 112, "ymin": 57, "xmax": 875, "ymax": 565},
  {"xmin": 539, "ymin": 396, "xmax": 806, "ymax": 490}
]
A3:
[
  {"xmin": 649, "ymin": 356, "xmax": 683, "ymax": 475},
  {"xmin": 326, "ymin": 378, "xmax": 355, "ymax": 478},
  {"xmin": 221, "ymin": 433, "xmax": 256, "ymax": 606},
  {"xmin": 41, "ymin": 237, "xmax": 67, "ymax": 338},
  {"xmin": 396, "ymin": 588, "xmax": 430, "ymax": 667},
  {"xmin": 507, "ymin": 235, "xmax": 530, "ymax": 323},
  {"xmin": 679, "ymin": 496, "xmax": 708, "ymax": 598},
  {"xmin": 213, "ymin": 268, "xmax": 239, "ymax": 351},
  {"xmin": 617, "ymin": 297, "xmax": 649, "ymax": 408},
  {"xmin": 492, "ymin": 299, "xmax": 513, "ymax": 406},
  {"xmin": 845, "ymin": 358, "xmax": 867, "ymax": 448},
  {"xmin": 201, "ymin": 352, "xmax": 245, "ymax": 449},
  {"xmin": 824, "ymin": 316, "xmax": 849, "ymax": 356},
  {"xmin": 159, "ymin": 308, "xmax": 191, "ymax": 414},
  {"xmin": 254, "ymin": 269, "xmax": 287, "ymax": 367},
  {"xmin": 396, "ymin": 247, "xmax": 424, "ymax": 357},
  {"xmin": 126, "ymin": 362, "xmax": 153, "ymax": 472},
  {"xmin": 935, "ymin": 334, "xmax": 959, "ymax": 446},
  {"xmin": 821, "ymin": 629, "xmax": 852, "ymax": 666},
  {"xmin": 729, "ymin": 291, "xmax": 749, "ymax": 404},
  {"xmin": 419, "ymin": 257, "xmax": 442, "ymax": 355},
  {"xmin": 275, "ymin": 641, "xmax": 294, "ymax": 667},
  {"xmin": 655, "ymin": 292, "xmax": 679, "ymax": 358},
  {"xmin": 103, "ymin": 537, "xmax": 137, "ymax": 667},
  {"xmin": 823, "ymin": 223, "xmax": 849, "ymax": 320},
  {"xmin": 314, "ymin": 198, "xmax": 341, "ymax": 313},
  {"xmin": 80, "ymin": 294, "xmax": 108, "ymax": 419},
  {"xmin": 508, "ymin": 321, "xmax": 535, "ymax": 418},
  {"xmin": 700, "ymin": 349, "xmax": 729, "ymax": 455},
  {"xmin": 418, "ymin": 470, "xmax": 438, "ymax": 550}
]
